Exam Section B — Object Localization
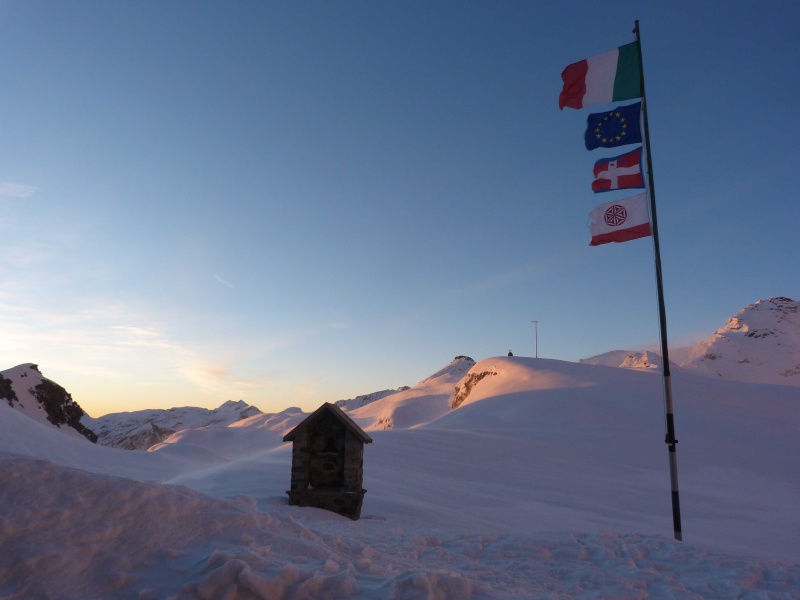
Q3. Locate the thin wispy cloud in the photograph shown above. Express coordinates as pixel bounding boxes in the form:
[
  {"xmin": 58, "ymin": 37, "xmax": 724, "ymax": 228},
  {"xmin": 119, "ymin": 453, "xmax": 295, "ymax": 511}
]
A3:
[
  {"xmin": 110, "ymin": 325, "xmax": 175, "ymax": 349},
  {"xmin": 2, "ymin": 242, "xmax": 56, "ymax": 269},
  {"xmin": 178, "ymin": 362, "xmax": 262, "ymax": 392},
  {"xmin": 0, "ymin": 182, "xmax": 39, "ymax": 198},
  {"xmin": 327, "ymin": 310, "xmax": 350, "ymax": 330},
  {"xmin": 0, "ymin": 298, "xmax": 263, "ymax": 400},
  {"xmin": 213, "ymin": 274, "xmax": 235, "ymax": 288},
  {"xmin": 446, "ymin": 249, "xmax": 580, "ymax": 298}
]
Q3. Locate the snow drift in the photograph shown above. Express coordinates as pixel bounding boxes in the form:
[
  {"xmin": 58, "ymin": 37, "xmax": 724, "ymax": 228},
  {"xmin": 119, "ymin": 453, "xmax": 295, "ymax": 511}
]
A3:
[{"xmin": 2, "ymin": 353, "xmax": 799, "ymax": 598}]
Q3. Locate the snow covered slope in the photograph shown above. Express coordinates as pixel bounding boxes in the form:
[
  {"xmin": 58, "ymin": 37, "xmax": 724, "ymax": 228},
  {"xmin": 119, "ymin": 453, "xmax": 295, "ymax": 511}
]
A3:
[
  {"xmin": 334, "ymin": 387, "xmax": 408, "ymax": 411},
  {"xmin": 579, "ymin": 349, "xmax": 638, "ymax": 367},
  {"xmin": 0, "ymin": 363, "xmax": 96, "ymax": 442},
  {"xmin": 581, "ymin": 297, "xmax": 800, "ymax": 386},
  {"xmin": 618, "ymin": 350, "xmax": 663, "ymax": 369},
  {"xmin": 82, "ymin": 399, "xmax": 263, "ymax": 450},
  {"xmin": 1, "ymin": 355, "xmax": 799, "ymax": 598},
  {"xmin": 346, "ymin": 355, "xmax": 475, "ymax": 430},
  {"xmin": 683, "ymin": 296, "xmax": 800, "ymax": 385}
]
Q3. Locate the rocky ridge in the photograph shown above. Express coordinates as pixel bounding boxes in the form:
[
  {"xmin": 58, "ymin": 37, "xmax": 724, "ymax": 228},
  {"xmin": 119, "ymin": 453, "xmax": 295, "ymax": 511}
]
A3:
[{"xmin": 0, "ymin": 363, "xmax": 97, "ymax": 442}]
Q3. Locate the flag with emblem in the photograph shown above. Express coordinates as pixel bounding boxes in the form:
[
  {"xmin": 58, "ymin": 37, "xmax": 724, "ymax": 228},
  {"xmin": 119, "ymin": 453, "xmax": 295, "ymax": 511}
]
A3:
[
  {"xmin": 588, "ymin": 192, "xmax": 651, "ymax": 246},
  {"xmin": 592, "ymin": 147, "xmax": 644, "ymax": 193},
  {"xmin": 561, "ymin": 22, "xmax": 684, "ymax": 542},
  {"xmin": 585, "ymin": 102, "xmax": 642, "ymax": 150},
  {"xmin": 559, "ymin": 42, "xmax": 642, "ymax": 110}
]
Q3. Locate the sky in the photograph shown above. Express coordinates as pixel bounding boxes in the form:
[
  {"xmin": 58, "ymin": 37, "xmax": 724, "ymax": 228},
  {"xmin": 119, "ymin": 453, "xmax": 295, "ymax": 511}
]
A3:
[{"xmin": 1, "ymin": 1, "xmax": 798, "ymax": 417}]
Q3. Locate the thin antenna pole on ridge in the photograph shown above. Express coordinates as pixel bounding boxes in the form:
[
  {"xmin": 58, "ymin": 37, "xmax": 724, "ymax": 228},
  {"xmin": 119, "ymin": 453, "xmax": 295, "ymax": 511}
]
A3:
[{"xmin": 635, "ymin": 19, "xmax": 683, "ymax": 542}]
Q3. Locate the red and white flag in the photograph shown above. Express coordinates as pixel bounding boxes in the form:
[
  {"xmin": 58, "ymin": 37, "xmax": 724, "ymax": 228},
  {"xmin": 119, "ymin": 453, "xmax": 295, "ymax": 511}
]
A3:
[
  {"xmin": 588, "ymin": 192, "xmax": 651, "ymax": 246},
  {"xmin": 592, "ymin": 147, "xmax": 644, "ymax": 193}
]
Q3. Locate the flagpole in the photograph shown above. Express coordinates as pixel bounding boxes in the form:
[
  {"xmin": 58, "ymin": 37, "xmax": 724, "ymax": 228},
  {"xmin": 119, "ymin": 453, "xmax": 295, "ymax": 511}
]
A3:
[{"xmin": 634, "ymin": 19, "xmax": 683, "ymax": 541}]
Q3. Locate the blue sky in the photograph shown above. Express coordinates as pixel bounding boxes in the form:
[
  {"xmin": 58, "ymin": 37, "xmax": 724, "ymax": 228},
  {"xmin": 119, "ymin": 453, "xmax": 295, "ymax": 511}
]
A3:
[{"xmin": 2, "ymin": 1, "xmax": 798, "ymax": 416}]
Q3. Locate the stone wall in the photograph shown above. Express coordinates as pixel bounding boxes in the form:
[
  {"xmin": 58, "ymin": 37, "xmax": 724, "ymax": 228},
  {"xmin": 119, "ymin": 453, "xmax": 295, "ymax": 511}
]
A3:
[{"xmin": 286, "ymin": 424, "xmax": 367, "ymax": 519}]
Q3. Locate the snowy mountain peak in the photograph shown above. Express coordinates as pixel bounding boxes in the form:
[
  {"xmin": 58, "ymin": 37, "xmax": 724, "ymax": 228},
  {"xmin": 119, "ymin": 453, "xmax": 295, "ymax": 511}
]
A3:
[
  {"xmin": 684, "ymin": 297, "xmax": 800, "ymax": 385},
  {"xmin": 578, "ymin": 350, "xmax": 638, "ymax": 367},
  {"xmin": 217, "ymin": 399, "xmax": 252, "ymax": 412},
  {"xmin": 619, "ymin": 351, "xmax": 662, "ymax": 370},
  {"xmin": 0, "ymin": 363, "xmax": 97, "ymax": 442},
  {"xmin": 347, "ymin": 356, "xmax": 477, "ymax": 430},
  {"xmin": 82, "ymin": 399, "xmax": 264, "ymax": 450},
  {"xmin": 579, "ymin": 298, "xmax": 800, "ymax": 386},
  {"xmin": 420, "ymin": 355, "xmax": 476, "ymax": 383},
  {"xmin": 334, "ymin": 388, "xmax": 409, "ymax": 411},
  {"xmin": 715, "ymin": 296, "xmax": 797, "ymax": 335}
]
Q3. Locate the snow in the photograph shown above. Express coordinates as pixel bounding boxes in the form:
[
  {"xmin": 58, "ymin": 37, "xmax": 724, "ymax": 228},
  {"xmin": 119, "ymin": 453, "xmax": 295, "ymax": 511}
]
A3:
[
  {"xmin": 618, "ymin": 351, "xmax": 662, "ymax": 369},
  {"xmin": 347, "ymin": 356, "xmax": 475, "ymax": 430},
  {"xmin": 2, "ymin": 352, "xmax": 799, "ymax": 598},
  {"xmin": 83, "ymin": 399, "xmax": 264, "ymax": 450},
  {"xmin": 579, "ymin": 350, "xmax": 639, "ymax": 367},
  {"xmin": 683, "ymin": 297, "xmax": 800, "ymax": 386},
  {"xmin": 582, "ymin": 298, "xmax": 800, "ymax": 388},
  {"xmin": 0, "ymin": 363, "xmax": 88, "ymax": 440}
]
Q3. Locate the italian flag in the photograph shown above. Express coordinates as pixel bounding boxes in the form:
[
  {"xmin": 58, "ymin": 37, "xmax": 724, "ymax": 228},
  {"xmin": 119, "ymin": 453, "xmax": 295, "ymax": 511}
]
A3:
[
  {"xmin": 559, "ymin": 42, "xmax": 642, "ymax": 110},
  {"xmin": 588, "ymin": 192, "xmax": 651, "ymax": 246}
]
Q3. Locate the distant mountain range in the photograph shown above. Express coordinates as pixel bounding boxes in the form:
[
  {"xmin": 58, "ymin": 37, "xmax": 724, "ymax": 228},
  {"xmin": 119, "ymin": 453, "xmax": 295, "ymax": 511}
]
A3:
[
  {"xmin": 581, "ymin": 297, "xmax": 800, "ymax": 386},
  {"xmin": 333, "ymin": 387, "xmax": 410, "ymax": 411},
  {"xmin": 81, "ymin": 400, "xmax": 264, "ymax": 450},
  {"xmin": 2, "ymin": 297, "xmax": 797, "ymax": 449}
]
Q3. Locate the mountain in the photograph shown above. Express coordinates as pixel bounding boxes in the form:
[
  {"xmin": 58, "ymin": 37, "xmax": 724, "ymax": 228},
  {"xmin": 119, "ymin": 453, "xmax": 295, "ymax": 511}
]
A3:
[
  {"xmin": 682, "ymin": 296, "xmax": 800, "ymax": 385},
  {"xmin": 618, "ymin": 350, "xmax": 663, "ymax": 369},
  {"xmin": 579, "ymin": 349, "xmax": 638, "ymax": 367},
  {"xmin": 0, "ymin": 363, "xmax": 97, "ymax": 443},
  {"xmin": 2, "ymin": 297, "xmax": 798, "ymax": 597},
  {"xmin": 581, "ymin": 297, "xmax": 800, "ymax": 387},
  {"xmin": 345, "ymin": 355, "xmax": 475, "ymax": 429},
  {"xmin": 2, "ymin": 354, "xmax": 798, "ymax": 599},
  {"xmin": 82, "ymin": 399, "xmax": 263, "ymax": 450},
  {"xmin": 333, "ymin": 387, "xmax": 409, "ymax": 411}
]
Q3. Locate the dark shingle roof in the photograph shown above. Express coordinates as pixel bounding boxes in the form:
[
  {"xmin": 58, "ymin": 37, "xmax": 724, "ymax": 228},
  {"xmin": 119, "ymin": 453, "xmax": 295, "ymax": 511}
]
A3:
[{"xmin": 283, "ymin": 402, "xmax": 373, "ymax": 444}]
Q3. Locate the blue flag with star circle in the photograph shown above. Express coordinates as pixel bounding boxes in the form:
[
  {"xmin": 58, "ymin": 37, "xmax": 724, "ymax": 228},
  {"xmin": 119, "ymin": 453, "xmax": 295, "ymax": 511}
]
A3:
[{"xmin": 584, "ymin": 101, "xmax": 642, "ymax": 150}]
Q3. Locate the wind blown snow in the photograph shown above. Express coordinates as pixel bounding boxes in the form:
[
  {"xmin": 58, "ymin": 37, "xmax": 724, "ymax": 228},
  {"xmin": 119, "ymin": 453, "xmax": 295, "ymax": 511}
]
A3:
[{"xmin": 1, "ymin": 356, "xmax": 799, "ymax": 599}]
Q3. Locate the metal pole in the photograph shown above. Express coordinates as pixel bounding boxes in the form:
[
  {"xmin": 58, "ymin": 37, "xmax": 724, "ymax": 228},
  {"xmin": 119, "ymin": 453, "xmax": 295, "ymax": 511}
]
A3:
[
  {"xmin": 635, "ymin": 19, "xmax": 682, "ymax": 541},
  {"xmin": 532, "ymin": 320, "xmax": 538, "ymax": 358}
]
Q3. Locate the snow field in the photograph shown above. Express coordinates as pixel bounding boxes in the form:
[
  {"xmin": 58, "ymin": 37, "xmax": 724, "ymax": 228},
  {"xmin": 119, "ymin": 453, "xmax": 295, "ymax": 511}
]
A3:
[
  {"xmin": 3, "ymin": 453, "xmax": 798, "ymax": 599},
  {"xmin": 1, "ymin": 355, "xmax": 799, "ymax": 598}
]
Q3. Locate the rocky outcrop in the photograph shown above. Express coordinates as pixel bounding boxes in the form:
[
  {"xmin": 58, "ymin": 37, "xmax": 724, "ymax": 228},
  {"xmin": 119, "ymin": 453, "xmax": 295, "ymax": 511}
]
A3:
[
  {"xmin": 619, "ymin": 351, "xmax": 662, "ymax": 370},
  {"xmin": 451, "ymin": 368, "xmax": 497, "ymax": 409},
  {"xmin": 30, "ymin": 377, "xmax": 98, "ymax": 443},
  {"xmin": 1, "ymin": 374, "xmax": 19, "ymax": 406},
  {"xmin": 1, "ymin": 364, "xmax": 97, "ymax": 443}
]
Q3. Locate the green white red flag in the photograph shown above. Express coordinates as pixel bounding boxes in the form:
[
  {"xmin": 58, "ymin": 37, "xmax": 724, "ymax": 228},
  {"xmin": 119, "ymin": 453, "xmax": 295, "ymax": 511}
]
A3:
[
  {"xmin": 559, "ymin": 42, "xmax": 642, "ymax": 110},
  {"xmin": 588, "ymin": 192, "xmax": 651, "ymax": 246}
]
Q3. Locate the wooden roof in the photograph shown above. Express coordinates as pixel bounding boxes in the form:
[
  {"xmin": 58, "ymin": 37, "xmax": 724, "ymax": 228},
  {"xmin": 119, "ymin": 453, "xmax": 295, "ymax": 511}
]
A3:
[{"xmin": 283, "ymin": 402, "xmax": 373, "ymax": 444}]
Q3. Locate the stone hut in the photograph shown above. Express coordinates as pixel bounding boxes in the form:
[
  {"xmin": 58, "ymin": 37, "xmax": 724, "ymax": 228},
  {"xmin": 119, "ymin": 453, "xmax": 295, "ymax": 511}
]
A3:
[{"xmin": 283, "ymin": 402, "xmax": 372, "ymax": 520}]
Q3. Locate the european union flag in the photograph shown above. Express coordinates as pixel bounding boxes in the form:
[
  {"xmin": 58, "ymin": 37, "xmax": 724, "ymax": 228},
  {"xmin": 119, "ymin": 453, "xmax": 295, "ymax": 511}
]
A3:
[{"xmin": 584, "ymin": 102, "xmax": 642, "ymax": 150}]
